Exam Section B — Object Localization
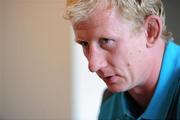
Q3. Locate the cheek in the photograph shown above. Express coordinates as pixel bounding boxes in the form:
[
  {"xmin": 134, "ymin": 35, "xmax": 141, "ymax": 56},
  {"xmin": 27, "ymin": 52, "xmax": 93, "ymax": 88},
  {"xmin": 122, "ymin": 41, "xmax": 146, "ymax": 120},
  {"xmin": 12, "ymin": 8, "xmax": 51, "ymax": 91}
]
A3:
[
  {"xmin": 126, "ymin": 48, "xmax": 144, "ymax": 70},
  {"xmin": 126, "ymin": 38, "xmax": 147, "ymax": 67},
  {"xmin": 108, "ymin": 36, "xmax": 147, "ymax": 69},
  {"xmin": 126, "ymin": 47, "xmax": 150, "ymax": 81},
  {"xmin": 110, "ymin": 50, "xmax": 130, "ymax": 69}
]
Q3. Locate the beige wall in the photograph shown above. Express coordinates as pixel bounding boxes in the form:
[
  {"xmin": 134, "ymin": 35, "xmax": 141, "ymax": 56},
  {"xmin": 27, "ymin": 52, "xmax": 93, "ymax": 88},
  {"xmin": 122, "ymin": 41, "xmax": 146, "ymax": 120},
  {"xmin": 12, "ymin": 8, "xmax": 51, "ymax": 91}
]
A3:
[
  {"xmin": 1, "ymin": 0, "xmax": 72, "ymax": 119},
  {"xmin": 0, "ymin": 0, "xmax": 3, "ymax": 118}
]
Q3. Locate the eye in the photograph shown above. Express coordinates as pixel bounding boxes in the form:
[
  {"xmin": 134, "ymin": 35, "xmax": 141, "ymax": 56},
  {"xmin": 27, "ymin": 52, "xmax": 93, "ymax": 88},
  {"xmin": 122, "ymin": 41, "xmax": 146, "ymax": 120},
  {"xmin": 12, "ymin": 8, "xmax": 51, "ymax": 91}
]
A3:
[
  {"xmin": 99, "ymin": 38, "xmax": 115, "ymax": 49},
  {"xmin": 99, "ymin": 38, "xmax": 109, "ymax": 44},
  {"xmin": 78, "ymin": 41, "xmax": 88, "ymax": 48}
]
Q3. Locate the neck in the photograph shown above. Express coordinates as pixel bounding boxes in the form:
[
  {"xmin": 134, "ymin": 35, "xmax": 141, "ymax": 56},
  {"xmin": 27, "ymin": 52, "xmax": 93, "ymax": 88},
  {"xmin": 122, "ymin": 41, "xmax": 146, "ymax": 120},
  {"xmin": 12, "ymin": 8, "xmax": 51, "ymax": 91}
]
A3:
[{"xmin": 128, "ymin": 39, "xmax": 166, "ymax": 109}]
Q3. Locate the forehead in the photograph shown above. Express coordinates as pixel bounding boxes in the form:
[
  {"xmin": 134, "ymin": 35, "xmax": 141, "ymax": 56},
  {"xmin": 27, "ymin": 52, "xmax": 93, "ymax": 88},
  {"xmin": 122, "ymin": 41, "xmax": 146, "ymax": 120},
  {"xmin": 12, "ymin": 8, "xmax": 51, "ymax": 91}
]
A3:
[
  {"xmin": 73, "ymin": 8, "xmax": 120, "ymax": 29},
  {"xmin": 72, "ymin": 7, "xmax": 134, "ymax": 40}
]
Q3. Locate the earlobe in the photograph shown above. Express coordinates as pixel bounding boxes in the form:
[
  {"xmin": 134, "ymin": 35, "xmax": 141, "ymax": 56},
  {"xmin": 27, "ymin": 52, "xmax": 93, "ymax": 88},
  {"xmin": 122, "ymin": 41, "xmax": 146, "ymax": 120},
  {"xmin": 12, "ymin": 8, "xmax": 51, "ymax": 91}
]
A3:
[{"xmin": 145, "ymin": 15, "xmax": 162, "ymax": 48}]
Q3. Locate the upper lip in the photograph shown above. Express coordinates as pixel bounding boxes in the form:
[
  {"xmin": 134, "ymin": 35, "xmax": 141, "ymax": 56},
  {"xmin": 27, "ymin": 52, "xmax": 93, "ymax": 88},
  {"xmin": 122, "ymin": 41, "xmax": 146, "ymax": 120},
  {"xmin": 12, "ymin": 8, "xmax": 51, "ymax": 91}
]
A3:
[
  {"xmin": 104, "ymin": 76, "xmax": 113, "ymax": 81},
  {"xmin": 97, "ymin": 70, "xmax": 117, "ymax": 80},
  {"xmin": 98, "ymin": 73, "xmax": 115, "ymax": 80}
]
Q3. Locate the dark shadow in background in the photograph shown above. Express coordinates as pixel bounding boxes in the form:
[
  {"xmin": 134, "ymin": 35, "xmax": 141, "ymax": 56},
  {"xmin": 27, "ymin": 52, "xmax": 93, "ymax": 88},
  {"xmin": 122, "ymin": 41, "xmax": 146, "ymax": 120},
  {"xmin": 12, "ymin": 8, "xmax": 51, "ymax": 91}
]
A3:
[{"xmin": 164, "ymin": 0, "xmax": 180, "ymax": 44}]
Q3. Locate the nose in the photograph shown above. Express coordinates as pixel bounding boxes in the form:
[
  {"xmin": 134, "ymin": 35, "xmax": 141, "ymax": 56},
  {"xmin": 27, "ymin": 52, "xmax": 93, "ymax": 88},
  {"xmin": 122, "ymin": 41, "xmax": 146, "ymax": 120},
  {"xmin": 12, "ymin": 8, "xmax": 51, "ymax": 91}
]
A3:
[{"xmin": 87, "ymin": 48, "xmax": 107, "ymax": 72}]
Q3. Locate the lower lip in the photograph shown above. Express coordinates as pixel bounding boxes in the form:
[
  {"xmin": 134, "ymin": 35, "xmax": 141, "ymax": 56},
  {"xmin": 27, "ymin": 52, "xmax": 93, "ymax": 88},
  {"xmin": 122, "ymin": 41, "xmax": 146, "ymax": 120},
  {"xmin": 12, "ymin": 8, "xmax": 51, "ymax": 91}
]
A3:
[{"xmin": 106, "ymin": 76, "xmax": 118, "ymax": 85}]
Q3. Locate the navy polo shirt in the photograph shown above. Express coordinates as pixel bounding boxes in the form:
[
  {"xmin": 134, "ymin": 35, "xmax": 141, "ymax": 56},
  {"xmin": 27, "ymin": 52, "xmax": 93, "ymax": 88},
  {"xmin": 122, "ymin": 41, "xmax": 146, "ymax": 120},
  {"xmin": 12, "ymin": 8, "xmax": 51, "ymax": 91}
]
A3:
[{"xmin": 98, "ymin": 41, "xmax": 180, "ymax": 120}]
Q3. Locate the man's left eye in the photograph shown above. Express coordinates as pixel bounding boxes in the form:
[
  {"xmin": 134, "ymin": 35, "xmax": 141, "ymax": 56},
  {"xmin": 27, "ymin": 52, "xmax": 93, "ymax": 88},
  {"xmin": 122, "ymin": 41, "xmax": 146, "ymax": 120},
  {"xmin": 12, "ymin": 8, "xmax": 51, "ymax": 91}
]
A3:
[
  {"xmin": 99, "ymin": 38, "xmax": 115, "ymax": 49},
  {"xmin": 99, "ymin": 38, "xmax": 115, "ymax": 45},
  {"xmin": 99, "ymin": 38, "xmax": 111, "ymax": 44}
]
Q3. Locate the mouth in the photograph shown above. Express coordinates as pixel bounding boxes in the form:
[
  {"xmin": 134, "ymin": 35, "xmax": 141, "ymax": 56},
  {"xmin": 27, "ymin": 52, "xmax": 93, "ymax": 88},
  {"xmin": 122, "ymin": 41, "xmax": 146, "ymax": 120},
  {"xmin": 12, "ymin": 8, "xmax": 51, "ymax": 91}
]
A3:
[{"xmin": 103, "ymin": 75, "xmax": 119, "ymax": 85}]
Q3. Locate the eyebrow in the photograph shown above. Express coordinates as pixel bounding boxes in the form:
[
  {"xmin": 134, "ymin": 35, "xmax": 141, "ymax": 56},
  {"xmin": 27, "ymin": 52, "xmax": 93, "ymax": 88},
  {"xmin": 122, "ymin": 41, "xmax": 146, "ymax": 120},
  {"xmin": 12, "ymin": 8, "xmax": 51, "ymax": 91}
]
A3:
[{"xmin": 75, "ymin": 39, "xmax": 84, "ymax": 44}]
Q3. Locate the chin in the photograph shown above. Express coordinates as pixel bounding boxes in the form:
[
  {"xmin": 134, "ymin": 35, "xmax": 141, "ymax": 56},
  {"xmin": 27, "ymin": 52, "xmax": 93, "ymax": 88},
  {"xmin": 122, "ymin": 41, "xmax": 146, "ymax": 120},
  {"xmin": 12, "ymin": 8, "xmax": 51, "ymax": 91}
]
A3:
[{"xmin": 107, "ymin": 86, "xmax": 127, "ymax": 93}]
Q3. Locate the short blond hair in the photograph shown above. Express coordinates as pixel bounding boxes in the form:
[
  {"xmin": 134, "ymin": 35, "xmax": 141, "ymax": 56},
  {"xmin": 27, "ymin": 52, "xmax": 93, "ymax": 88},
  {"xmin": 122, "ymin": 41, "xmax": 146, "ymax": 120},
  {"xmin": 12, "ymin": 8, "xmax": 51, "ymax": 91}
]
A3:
[{"xmin": 64, "ymin": 0, "xmax": 172, "ymax": 41}]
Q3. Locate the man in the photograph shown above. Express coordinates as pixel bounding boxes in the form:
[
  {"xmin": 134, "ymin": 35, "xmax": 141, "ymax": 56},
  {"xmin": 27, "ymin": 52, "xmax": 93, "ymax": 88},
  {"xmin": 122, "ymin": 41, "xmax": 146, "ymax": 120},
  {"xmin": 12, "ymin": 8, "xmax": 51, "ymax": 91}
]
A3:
[{"xmin": 64, "ymin": 0, "xmax": 180, "ymax": 119}]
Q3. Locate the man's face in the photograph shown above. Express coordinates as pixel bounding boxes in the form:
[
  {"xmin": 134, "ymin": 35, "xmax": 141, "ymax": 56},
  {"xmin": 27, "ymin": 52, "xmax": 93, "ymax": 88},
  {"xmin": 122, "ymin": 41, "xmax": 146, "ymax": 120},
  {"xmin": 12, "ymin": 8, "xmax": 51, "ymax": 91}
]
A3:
[{"xmin": 73, "ymin": 8, "xmax": 153, "ymax": 92}]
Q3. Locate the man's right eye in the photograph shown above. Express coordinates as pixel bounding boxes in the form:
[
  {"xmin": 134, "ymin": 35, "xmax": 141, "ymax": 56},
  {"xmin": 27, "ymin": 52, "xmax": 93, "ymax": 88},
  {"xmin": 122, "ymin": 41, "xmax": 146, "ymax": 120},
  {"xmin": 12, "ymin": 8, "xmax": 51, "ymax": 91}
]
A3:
[{"xmin": 78, "ymin": 41, "xmax": 88, "ymax": 48}]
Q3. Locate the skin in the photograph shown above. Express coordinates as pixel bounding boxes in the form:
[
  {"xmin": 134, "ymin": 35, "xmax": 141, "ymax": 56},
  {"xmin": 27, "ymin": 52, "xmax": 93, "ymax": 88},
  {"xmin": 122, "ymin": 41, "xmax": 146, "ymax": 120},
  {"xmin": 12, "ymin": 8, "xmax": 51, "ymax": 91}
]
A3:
[{"xmin": 72, "ymin": 7, "xmax": 165, "ymax": 108}]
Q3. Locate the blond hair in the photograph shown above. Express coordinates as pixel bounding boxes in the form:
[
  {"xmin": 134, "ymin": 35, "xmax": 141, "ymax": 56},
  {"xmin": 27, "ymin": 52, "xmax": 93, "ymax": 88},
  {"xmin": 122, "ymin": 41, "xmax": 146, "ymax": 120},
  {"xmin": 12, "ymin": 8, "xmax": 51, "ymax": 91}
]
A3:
[{"xmin": 64, "ymin": 0, "xmax": 172, "ymax": 41}]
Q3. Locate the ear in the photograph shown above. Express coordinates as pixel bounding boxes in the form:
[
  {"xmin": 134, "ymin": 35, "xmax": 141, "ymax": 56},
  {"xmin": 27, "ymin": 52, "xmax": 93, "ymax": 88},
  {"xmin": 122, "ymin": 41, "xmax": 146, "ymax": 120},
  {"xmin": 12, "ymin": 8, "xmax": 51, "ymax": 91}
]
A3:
[{"xmin": 144, "ymin": 15, "xmax": 162, "ymax": 48}]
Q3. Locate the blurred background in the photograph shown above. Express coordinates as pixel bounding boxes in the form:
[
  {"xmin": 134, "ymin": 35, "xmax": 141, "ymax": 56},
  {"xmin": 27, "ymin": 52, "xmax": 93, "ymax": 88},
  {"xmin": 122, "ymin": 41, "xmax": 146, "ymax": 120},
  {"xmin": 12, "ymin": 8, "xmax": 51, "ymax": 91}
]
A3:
[{"xmin": 0, "ymin": 0, "xmax": 179, "ymax": 120}]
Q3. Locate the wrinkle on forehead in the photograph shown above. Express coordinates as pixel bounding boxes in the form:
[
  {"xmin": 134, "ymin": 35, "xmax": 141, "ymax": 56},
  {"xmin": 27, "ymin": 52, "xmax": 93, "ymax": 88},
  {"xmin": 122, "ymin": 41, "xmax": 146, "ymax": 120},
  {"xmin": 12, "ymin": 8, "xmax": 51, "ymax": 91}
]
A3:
[
  {"xmin": 73, "ymin": 7, "xmax": 116, "ymax": 30},
  {"xmin": 73, "ymin": 7, "xmax": 134, "ymax": 42}
]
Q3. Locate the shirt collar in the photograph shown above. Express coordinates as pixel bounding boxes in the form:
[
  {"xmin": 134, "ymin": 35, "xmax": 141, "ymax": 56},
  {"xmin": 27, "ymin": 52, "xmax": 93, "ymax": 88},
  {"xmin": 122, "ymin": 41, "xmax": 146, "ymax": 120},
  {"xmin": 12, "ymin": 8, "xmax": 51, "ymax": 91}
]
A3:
[{"xmin": 141, "ymin": 40, "xmax": 180, "ymax": 119}]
